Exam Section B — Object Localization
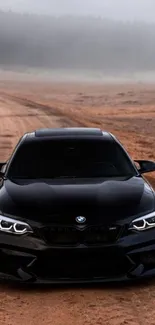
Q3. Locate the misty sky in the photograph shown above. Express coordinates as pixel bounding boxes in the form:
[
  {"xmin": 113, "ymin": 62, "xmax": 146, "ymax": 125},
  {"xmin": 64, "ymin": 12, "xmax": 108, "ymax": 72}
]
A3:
[{"xmin": 0, "ymin": 0, "xmax": 155, "ymax": 22}]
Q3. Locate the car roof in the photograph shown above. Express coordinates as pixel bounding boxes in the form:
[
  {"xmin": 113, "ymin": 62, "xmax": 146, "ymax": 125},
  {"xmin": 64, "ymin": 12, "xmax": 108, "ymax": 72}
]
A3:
[
  {"xmin": 23, "ymin": 128, "xmax": 114, "ymax": 143},
  {"xmin": 35, "ymin": 128, "xmax": 102, "ymax": 137}
]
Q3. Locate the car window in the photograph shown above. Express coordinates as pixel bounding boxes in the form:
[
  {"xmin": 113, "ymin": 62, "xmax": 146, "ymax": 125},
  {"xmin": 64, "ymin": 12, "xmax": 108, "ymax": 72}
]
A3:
[{"xmin": 7, "ymin": 139, "xmax": 136, "ymax": 179}]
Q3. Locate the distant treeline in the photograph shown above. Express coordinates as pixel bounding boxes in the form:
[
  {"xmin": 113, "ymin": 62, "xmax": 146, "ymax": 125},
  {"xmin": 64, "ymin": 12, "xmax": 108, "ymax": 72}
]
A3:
[{"xmin": 0, "ymin": 11, "xmax": 155, "ymax": 71}]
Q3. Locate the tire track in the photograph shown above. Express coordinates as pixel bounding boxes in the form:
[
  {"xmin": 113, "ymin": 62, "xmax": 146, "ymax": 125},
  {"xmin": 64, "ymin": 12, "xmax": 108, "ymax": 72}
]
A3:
[{"xmin": 0, "ymin": 93, "xmax": 66, "ymax": 161}]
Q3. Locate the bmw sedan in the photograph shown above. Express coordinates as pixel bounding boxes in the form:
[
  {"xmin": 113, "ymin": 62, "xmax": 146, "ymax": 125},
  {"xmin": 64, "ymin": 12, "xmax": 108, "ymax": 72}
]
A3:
[{"xmin": 0, "ymin": 127, "xmax": 155, "ymax": 283}]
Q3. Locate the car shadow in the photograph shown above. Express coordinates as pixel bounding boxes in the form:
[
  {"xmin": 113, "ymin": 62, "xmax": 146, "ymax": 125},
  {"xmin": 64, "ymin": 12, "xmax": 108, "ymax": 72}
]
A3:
[{"xmin": 0, "ymin": 276, "xmax": 155, "ymax": 293}]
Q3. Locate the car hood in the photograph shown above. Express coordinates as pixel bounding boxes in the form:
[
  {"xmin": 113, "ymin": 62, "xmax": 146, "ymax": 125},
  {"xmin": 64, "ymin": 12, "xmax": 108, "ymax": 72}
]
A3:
[{"xmin": 0, "ymin": 176, "xmax": 154, "ymax": 224}]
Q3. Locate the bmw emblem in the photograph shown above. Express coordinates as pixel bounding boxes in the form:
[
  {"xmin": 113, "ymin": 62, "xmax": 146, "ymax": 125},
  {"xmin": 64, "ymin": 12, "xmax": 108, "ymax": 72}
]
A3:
[{"xmin": 76, "ymin": 216, "xmax": 86, "ymax": 224}]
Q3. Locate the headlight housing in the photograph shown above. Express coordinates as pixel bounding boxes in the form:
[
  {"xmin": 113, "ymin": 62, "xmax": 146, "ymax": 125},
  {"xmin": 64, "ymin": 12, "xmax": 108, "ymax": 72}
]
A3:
[
  {"xmin": 0, "ymin": 215, "xmax": 33, "ymax": 235},
  {"xmin": 129, "ymin": 212, "xmax": 155, "ymax": 232}
]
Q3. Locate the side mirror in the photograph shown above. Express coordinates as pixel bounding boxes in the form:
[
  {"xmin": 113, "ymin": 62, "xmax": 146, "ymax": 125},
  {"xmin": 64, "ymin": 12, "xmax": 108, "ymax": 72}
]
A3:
[{"xmin": 134, "ymin": 160, "xmax": 155, "ymax": 174}]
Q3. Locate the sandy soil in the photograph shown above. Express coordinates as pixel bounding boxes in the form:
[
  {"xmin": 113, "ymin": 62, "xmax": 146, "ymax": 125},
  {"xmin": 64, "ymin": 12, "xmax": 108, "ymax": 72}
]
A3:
[{"xmin": 0, "ymin": 78, "xmax": 155, "ymax": 325}]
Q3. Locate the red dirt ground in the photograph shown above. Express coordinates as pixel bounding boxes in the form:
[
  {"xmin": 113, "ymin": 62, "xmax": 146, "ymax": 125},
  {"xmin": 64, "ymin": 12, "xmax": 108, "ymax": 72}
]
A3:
[{"xmin": 0, "ymin": 78, "xmax": 154, "ymax": 325}]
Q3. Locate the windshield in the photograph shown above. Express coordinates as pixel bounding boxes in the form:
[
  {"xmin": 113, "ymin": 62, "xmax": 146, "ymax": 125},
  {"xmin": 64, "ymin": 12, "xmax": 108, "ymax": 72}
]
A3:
[{"xmin": 7, "ymin": 139, "xmax": 136, "ymax": 179}]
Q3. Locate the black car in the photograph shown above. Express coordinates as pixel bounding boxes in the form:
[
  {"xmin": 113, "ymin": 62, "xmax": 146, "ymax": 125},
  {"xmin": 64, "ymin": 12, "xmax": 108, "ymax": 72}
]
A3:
[{"xmin": 0, "ymin": 127, "xmax": 155, "ymax": 283}]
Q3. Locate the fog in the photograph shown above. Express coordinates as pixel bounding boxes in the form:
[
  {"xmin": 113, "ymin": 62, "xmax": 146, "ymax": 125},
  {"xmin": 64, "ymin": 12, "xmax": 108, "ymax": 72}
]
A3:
[
  {"xmin": 1, "ymin": 0, "xmax": 155, "ymax": 22},
  {"xmin": 1, "ymin": 10, "xmax": 155, "ymax": 82}
]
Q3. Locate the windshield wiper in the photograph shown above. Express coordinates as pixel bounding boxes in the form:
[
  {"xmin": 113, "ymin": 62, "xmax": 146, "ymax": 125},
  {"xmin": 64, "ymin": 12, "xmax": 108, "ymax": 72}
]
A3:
[{"xmin": 50, "ymin": 176, "xmax": 78, "ymax": 179}]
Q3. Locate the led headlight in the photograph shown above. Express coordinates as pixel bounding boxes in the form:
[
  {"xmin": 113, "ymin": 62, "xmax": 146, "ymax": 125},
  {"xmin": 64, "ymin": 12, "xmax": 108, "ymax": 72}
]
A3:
[
  {"xmin": 0, "ymin": 215, "xmax": 33, "ymax": 235},
  {"xmin": 129, "ymin": 212, "xmax": 155, "ymax": 232}
]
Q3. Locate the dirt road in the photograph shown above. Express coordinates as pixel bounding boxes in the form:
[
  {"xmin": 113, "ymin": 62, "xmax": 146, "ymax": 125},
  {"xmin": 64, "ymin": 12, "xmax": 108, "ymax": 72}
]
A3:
[{"xmin": 0, "ymin": 78, "xmax": 155, "ymax": 325}]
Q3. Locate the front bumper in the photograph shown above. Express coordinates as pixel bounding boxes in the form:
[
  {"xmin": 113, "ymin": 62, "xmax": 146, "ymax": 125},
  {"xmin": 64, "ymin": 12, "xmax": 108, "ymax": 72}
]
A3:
[{"xmin": 1, "ymin": 228, "xmax": 155, "ymax": 284}]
